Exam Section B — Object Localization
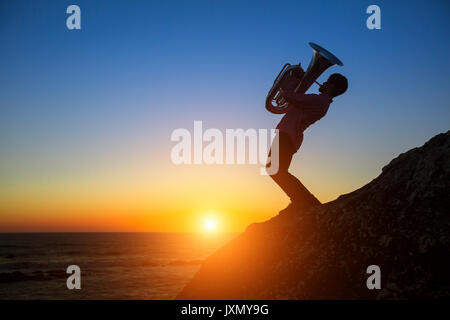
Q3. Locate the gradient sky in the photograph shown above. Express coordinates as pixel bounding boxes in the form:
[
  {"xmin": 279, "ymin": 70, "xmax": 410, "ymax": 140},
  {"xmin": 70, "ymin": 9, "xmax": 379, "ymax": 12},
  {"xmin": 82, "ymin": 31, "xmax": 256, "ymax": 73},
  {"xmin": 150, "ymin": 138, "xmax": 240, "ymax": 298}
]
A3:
[{"xmin": 1, "ymin": 0, "xmax": 449, "ymax": 232}]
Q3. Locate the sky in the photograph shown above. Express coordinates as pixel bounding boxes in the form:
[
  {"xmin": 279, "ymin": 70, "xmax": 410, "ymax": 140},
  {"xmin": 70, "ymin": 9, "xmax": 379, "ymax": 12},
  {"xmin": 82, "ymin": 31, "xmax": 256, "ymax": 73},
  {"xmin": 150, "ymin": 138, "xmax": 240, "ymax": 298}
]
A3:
[{"xmin": 1, "ymin": 0, "xmax": 449, "ymax": 232}]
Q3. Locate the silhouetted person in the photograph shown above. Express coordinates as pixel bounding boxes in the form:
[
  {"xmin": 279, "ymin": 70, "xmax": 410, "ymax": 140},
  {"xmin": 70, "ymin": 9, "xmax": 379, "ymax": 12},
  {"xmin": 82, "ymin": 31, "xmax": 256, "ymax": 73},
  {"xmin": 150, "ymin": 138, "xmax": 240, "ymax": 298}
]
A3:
[{"xmin": 267, "ymin": 72, "xmax": 348, "ymax": 212}]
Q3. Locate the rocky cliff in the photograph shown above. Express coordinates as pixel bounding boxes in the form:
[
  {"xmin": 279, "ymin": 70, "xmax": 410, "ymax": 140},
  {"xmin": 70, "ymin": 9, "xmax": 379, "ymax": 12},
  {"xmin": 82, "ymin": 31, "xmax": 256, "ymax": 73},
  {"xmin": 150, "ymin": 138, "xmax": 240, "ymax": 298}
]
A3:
[{"xmin": 178, "ymin": 131, "xmax": 450, "ymax": 299}]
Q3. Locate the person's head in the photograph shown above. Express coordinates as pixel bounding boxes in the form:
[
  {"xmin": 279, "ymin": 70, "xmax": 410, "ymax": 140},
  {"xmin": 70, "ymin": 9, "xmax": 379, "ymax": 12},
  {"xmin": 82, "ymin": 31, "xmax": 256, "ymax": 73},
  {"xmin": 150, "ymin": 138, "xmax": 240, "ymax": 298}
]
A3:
[{"xmin": 319, "ymin": 73, "xmax": 348, "ymax": 98}]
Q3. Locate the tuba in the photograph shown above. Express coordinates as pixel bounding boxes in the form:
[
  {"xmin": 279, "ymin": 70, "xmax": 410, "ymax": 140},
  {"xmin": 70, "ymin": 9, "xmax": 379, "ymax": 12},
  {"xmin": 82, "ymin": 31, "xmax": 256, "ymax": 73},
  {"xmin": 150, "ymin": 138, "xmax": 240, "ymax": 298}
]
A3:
[{"xmin": 265, "ymin": 42, "xmax": 343, "ymax": 114}]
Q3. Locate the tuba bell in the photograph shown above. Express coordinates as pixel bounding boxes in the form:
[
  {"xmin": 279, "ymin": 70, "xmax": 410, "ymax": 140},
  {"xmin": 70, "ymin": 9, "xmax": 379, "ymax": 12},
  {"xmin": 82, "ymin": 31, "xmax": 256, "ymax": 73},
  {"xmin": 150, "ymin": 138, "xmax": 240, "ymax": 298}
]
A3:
[{"xmin": 265, "ymin": 42, "xmax": 343, "ymax": 114}]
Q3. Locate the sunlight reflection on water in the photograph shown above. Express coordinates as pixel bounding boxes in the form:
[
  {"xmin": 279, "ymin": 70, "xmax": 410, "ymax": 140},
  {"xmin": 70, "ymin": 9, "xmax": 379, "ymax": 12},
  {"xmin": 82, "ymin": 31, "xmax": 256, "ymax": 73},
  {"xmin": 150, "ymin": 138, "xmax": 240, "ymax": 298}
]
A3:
[{"xmin": 0, "ymin": 232, "xmax": 237, "ymax": 299}]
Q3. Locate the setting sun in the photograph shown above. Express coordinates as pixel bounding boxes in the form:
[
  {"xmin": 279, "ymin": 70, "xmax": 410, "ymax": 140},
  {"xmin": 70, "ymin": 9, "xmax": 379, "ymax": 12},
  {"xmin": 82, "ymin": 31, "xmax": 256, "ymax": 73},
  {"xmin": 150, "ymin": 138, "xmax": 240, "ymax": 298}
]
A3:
[{"xmin": 203, "ymin": 217, "xmax": 218, "ymax": 232}]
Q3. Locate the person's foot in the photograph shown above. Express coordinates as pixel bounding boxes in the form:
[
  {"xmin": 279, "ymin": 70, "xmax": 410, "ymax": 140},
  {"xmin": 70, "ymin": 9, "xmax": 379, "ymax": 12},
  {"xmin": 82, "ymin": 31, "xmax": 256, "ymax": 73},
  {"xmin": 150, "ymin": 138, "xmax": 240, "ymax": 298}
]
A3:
[{"xmin": 279, "ymin": 201, "xmax": 301, "ymax": 214}]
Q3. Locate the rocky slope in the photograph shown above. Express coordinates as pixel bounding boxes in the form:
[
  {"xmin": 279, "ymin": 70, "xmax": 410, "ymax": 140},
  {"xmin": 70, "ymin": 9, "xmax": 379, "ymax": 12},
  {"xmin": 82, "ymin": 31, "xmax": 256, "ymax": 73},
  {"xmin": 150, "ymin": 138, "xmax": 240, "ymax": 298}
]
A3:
[{"xmin": 178, "ymin": 131, "xmax": 450, "ymax": 299}]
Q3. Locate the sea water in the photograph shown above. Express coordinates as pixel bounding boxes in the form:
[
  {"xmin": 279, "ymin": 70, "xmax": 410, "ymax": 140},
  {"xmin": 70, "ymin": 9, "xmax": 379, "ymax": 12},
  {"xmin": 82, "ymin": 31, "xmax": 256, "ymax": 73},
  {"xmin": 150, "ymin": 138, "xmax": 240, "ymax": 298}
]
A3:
[{"xmin": 0, "ymin": 232, "xmax": 236, "ymax": 299}]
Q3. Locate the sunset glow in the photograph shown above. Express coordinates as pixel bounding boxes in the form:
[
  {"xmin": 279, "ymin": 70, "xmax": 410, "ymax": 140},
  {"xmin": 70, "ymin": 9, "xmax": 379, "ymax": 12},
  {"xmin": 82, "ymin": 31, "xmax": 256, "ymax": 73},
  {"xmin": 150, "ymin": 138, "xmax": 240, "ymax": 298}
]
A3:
[
  {"xmin": 0, "ymin": 1, "xmax": 448, "ymax": 235},
  {"xmin": 203, "ymin": 217, "xmax": 218, "ymax": 232}
]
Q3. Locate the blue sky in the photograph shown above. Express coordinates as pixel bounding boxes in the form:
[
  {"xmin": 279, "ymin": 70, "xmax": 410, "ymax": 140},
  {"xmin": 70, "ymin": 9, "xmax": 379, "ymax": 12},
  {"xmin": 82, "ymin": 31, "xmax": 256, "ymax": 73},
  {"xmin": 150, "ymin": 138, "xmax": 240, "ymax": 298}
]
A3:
[{"xmin": 1, "ymin": 0, "xmax": 450, "ymax": 226}]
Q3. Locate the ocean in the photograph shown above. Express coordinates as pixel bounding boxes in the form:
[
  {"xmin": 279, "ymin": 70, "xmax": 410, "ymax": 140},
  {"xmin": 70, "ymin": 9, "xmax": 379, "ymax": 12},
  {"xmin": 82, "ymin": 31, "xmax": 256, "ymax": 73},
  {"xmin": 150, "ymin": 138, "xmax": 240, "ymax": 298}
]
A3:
[{"xmin": 0, "ymin": 232, "xmax": 237, "ymax": 299}]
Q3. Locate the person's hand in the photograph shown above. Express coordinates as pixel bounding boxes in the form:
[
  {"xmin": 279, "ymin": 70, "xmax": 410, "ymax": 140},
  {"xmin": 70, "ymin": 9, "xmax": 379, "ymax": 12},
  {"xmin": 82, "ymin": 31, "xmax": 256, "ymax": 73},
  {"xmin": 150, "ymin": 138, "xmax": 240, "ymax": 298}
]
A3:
[{"xmin": 279, "ymin": 87, "xmax": 291, "ymax": 101}]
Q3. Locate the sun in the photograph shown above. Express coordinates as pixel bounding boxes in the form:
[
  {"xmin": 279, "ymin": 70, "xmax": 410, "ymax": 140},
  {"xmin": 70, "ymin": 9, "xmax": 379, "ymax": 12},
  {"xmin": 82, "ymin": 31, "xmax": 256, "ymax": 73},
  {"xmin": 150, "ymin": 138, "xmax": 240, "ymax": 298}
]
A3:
[{"xmin": 203, "ymin": 217, "xmax": 218, "ymax": 232}]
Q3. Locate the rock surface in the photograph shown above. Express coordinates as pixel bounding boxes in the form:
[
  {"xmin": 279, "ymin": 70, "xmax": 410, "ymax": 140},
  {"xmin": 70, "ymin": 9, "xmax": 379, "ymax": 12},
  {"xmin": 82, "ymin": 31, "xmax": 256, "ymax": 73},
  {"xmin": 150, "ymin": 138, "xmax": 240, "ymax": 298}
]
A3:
[{"xmin": 178, "ymin": 131, "xmax": 450, "ymax": 299}]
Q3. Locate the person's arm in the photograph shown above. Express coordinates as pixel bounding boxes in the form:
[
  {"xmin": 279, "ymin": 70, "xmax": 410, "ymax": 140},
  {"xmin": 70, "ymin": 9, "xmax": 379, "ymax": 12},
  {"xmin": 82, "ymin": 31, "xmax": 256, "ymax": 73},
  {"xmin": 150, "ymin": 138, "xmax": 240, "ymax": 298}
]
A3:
[
  {"xmin": 280, "ymin": 89, "xmax": 328, "ymax": 121},
  {"xmin": 280, "ymin": 88, "xmax": 321, "ymax": 108}
]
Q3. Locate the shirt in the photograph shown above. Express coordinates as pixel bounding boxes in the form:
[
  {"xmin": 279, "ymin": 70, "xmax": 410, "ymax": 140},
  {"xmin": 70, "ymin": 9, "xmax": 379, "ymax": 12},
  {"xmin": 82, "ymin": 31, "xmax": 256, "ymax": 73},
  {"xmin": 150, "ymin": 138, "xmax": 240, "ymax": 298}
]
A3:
[{"xmin": 276, "ymin": 89, "xmax": 332, "ymax": 151}]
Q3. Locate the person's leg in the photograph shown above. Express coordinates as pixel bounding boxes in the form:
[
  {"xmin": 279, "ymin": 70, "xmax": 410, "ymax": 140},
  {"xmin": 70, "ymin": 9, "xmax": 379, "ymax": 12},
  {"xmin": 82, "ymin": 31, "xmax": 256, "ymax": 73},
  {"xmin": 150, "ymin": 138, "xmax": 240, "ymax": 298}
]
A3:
[
  {"xmin": 268, "ymin": 132, "xmax": 320, "ymax": 209},
  {"xmin": 266, "ymin": 132, "xmax": 292, "ymax": 172},
  {"xmin": 267, "ymin": 132, "xmax": 294, "ymax": 195}
]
